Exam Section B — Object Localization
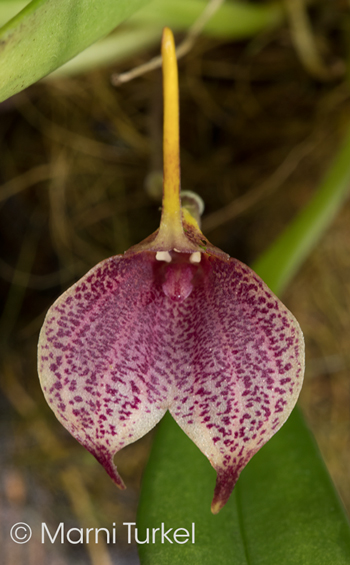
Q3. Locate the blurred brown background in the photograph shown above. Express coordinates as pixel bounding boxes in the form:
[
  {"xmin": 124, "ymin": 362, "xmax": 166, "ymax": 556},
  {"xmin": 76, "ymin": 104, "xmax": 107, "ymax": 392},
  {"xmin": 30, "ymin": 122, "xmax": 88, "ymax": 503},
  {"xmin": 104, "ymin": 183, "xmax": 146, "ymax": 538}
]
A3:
[{"xmin": 1, "ymin": 1, "xmax": 350, "ymax": 563}]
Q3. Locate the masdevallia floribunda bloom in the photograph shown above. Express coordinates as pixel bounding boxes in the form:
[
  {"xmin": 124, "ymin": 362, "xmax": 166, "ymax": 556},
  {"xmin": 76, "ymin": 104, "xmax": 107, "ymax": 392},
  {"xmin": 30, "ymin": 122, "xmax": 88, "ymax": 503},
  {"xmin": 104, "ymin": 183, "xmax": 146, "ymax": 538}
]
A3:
[{"xmin": 38, "ymin": 28, "xmax": 304, "ymax": 514}]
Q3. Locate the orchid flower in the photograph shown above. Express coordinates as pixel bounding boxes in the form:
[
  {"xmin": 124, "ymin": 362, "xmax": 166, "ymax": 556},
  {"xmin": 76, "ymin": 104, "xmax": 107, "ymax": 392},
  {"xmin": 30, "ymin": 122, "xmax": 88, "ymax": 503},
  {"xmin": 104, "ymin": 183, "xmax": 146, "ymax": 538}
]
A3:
[{"xmin": 38, "ymin": 28, "xmax": 304, "ymax": 514}]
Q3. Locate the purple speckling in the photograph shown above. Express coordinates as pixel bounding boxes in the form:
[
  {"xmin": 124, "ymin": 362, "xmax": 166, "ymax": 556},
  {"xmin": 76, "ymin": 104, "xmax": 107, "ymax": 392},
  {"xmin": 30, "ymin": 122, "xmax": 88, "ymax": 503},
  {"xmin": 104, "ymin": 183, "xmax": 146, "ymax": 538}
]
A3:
[{"xmin": 38, "ymin": 250, "xmax": 304, "ymax": 514}]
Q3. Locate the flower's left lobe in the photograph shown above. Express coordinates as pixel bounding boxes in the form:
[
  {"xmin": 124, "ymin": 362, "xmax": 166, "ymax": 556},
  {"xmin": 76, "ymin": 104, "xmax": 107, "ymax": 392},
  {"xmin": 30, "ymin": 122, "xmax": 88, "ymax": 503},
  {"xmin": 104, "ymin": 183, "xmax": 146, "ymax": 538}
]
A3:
[{"xmin": 38, "ymin": 251, "xmax": 170, "ymax": 489}]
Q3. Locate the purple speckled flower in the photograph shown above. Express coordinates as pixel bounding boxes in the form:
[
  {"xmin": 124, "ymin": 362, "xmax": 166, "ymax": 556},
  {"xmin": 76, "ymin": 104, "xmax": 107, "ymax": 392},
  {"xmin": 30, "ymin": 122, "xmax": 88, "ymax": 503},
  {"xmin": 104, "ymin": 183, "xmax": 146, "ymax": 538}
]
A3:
[{"xmin": 37, "ymin": 28, "xmax": 304, "ymax": 513}]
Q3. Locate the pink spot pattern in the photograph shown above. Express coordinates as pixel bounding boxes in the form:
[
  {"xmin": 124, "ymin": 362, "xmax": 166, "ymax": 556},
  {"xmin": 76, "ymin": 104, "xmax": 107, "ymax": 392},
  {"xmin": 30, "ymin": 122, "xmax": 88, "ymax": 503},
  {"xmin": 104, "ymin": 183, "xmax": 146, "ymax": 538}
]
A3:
[{"xmin": 38, "ymin": 250, "xmax": 304, "ymax": 512}]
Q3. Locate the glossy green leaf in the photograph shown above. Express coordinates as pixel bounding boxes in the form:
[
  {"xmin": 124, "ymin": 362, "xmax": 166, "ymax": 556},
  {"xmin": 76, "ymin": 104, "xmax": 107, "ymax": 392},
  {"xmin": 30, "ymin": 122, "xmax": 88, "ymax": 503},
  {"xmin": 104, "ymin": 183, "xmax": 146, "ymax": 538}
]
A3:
[
  {"xmin": 0, "ymin": 0, "xmax": 150, "ymax": 102},
  {"xmin": 137, "ymin": 127, "xmax": 350, "ymax": 562}
]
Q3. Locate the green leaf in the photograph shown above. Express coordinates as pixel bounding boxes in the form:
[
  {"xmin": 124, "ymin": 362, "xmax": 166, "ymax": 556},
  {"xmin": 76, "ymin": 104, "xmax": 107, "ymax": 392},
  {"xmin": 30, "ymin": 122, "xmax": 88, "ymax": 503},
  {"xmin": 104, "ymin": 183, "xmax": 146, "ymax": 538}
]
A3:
[
  {"xmin": 47, "ymin": 0, "xmax": 284, "ymax": 79},
  {"xmin": 0, "ymin": 0, "xmax": 151, "ymax": 102},
  {"xmin": 0, "ymin": 2, "xmax": 30, "ymax": 28},
  {"xmin": 48, "ymin": 27, "xmax": 163, "ymax": 79},
  {"xmin": 235, "ymin": 408, "xmax": 350, "ymax": 565},
  {"xmin": 138, "ymin": 411, "xmax": 350, "ymax": 565},
  {"xmin": 0, "ymin": 0, "xmax": 284, "ymax": 101},
  {"xmin": 130, "ymin": 0, "xmax": 284, "ymax": 39},
  {"xmin": 254, "ymin": 125, "xmax": 350, "ymax": 296},
  {"xmin": 137, "ymin": 127, "xmax": 350, "ymax": 562}
]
